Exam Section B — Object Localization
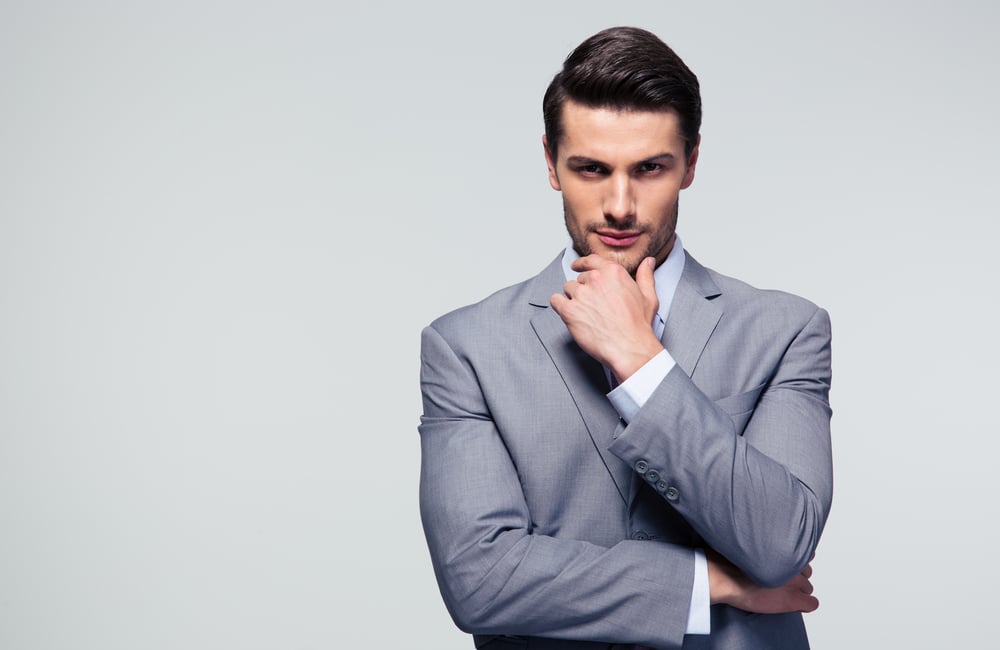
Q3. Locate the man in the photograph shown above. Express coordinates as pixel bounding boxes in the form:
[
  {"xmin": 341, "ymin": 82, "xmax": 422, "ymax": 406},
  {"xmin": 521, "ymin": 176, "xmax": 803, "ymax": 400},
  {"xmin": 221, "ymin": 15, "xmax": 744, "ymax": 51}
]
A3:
[{"xmin": 419, "ymin": 26, "xmax": 832, "ymax": 649}]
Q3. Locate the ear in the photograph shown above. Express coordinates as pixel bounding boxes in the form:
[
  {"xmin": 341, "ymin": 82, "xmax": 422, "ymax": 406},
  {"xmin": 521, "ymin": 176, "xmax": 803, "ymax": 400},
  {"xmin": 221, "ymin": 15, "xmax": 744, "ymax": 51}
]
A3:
[
  {"xmin": 680, "ymin": 134, "xmax": 701, "ymax": 190},
  {"xmin": 542, "ymin": 135, "xmax": 561, "ymax": 191}
]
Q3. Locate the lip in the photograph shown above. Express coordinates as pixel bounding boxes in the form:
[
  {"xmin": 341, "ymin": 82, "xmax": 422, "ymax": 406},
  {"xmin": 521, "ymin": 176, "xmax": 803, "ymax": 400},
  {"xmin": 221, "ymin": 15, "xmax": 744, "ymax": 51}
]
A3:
[{"xmin": 595, "ymin": 230, "xmax": 641, "ymax": 248}]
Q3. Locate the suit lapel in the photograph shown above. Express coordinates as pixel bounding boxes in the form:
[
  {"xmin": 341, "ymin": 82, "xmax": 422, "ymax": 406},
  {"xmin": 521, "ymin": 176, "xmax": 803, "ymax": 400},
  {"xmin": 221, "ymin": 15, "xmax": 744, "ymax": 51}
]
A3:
[
  {"xmin": 661, "ymin": 253, "xmax": 723, "ymax": 377},
  {"xmin": 528, "ymin": 257, "xmax": 632, "ymax": 504}
]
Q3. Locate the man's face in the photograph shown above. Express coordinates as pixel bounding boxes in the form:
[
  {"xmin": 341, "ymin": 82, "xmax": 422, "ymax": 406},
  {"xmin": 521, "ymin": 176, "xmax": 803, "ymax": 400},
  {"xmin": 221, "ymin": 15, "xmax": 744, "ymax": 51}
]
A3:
[{"xmin": 544, "ymin": 100, "xmax": 699, "ymax": 275}]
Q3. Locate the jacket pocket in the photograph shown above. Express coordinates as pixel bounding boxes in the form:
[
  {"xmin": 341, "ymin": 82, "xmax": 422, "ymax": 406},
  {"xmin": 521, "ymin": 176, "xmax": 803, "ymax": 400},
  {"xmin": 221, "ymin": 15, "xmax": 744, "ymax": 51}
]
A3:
[{"xmin": 713, "ymin": 382, "xmax": 766, "ymax": 434}]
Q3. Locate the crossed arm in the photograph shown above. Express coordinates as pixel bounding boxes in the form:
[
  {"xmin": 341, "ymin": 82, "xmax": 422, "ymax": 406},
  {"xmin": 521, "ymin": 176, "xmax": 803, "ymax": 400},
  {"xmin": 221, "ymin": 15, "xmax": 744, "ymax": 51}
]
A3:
[
  {"xmin": 553, "ymin": 254, "xmax": 831, "ymax": 596},
  {"xmin": 421, "ymin": 324, "xmax": 703, "ymax": 646}
]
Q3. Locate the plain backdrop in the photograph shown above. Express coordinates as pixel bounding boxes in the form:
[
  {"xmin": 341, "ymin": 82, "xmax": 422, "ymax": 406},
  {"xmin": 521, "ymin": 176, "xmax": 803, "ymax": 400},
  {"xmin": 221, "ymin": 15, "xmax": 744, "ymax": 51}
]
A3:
[{"xmin": 2, "ymin": 1, "xmax": 998, "ymax": 648}]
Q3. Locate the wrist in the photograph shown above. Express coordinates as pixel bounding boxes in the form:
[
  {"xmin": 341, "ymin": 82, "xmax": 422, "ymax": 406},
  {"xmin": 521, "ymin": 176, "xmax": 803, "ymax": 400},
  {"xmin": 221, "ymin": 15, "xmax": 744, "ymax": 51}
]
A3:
[
  {"xmin": 706, "ymin": 551, "xmax": 740, "ymax": 606},
  {"xmin": 609, "ymin": 336, "xmax": 663, "ymax": 383}
]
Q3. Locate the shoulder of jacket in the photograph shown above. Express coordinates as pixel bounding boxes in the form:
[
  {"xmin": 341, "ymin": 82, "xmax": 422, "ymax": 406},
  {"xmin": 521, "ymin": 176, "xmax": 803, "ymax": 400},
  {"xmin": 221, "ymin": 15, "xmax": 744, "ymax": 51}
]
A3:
[{"xmin": 705, "ymin": 265, "xmax": 823, "ymax": 322}]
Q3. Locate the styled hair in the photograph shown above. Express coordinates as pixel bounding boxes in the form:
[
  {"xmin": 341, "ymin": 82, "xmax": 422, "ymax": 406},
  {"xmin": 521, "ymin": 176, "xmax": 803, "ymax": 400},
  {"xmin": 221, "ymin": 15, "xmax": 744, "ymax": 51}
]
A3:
[{"xmin": 543, "ymin": 26, "xmax": 702, "ymax": 162}]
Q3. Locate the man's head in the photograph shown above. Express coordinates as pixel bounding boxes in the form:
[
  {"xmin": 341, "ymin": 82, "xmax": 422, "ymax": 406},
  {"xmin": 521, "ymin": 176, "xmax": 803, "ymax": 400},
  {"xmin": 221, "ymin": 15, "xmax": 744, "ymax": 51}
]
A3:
[{"xmin": 542, "ymin": 27, "xmax": 702, "ymax": 275}]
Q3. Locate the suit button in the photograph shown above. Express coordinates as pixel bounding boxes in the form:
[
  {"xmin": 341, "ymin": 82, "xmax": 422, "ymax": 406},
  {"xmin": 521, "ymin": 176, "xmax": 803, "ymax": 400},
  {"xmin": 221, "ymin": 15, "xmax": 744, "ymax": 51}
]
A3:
[
  {"xmin": 635, "ymin": 460, "xmax": 649, "ymax": 473},
  {"xmin": 656, "ymin": 480, "xmax": 669, "ymax": 493},
  {"xmin": 631, "ymin": 531, "xmax": 649, "ymax": 541},
  {"xmin": 644, "ymin": 469, "xmax": 659, "ymax": 483},
  {"xmin": 665, "ymin": 486, "xmax": 680, "ymax": 502}
]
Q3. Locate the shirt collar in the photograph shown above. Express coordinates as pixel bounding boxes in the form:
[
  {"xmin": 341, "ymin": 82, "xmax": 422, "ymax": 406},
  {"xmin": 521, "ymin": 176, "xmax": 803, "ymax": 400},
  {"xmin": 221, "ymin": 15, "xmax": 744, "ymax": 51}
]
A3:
[{"xmin": 560, "ymin": 234, "xmax": 686, "ymax": 326}]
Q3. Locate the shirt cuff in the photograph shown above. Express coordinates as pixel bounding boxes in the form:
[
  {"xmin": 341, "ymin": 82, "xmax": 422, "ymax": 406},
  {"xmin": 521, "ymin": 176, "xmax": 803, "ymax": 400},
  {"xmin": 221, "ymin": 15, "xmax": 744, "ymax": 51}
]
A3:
[
  {"xmin": 686, "ymin": 549, "xmax": 711, "ymax": 635},
  {"xmin": 606, "ymin": 349, "xmax": 675, "ymax": 423}
]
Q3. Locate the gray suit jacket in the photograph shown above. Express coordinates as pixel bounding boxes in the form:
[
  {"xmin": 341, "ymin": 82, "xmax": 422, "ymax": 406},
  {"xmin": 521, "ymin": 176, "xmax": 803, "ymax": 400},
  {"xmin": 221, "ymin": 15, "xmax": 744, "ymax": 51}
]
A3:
[{"xmin": 419, "ymin": 251, "xmax": 833, "ymax": 649}]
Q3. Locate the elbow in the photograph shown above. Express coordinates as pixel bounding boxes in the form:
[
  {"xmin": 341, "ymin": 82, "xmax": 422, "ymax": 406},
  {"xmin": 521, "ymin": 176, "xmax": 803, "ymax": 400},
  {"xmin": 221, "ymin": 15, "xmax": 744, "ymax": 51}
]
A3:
[
  {"xmin": 445, "ymin": 599, "xmax": 484, "ymax": 634},
  {"xmin": 431, "ymin": 555, "xmax": 496, "ymax": 633},
  {"xmin": 737, "ymin": 474, "xmax": 831, "ymax": 587},
  {"xmin": 745, "ymin": 528, "xmax": 825, "ymax": 589},
  {"xmin": 737, "ymin": 536, "xmax": 815, "ymax": 587},
  {"xmin": 434, "ymin": 566, "xmax": 495, "ymax": 634},
  {"xmin": 429, "ymin": 528, "xmax": 529, "ymax": 634},
  {"xmin": 744, "ymin": 558, "xmax": 809, "ymax": 589},
  {"xmin": 446, "ymin": 596, "xmax": 506, "ymax": 636},
  {"xmin": 737, "ymin": 498, "xmax": 828, "ymax": 588},
  {"xmin": 436, "ymin": 562, "xmax": 511, "ymax": 636}
]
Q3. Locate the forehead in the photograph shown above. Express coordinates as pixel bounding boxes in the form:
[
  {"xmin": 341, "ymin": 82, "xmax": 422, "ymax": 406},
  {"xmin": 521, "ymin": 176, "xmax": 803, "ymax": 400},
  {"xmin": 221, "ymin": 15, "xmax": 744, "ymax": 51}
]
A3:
[{"xmin": 558, "ymin": 100, "xmax": 685, "ymax": 162}]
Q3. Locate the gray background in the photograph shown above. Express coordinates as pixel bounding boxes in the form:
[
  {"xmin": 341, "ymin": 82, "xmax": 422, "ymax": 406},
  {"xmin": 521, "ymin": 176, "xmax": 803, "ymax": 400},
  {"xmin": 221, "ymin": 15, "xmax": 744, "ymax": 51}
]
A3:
[{"xmin": 2, "ymin": 0, "xmax": 997, "ymax": 648}]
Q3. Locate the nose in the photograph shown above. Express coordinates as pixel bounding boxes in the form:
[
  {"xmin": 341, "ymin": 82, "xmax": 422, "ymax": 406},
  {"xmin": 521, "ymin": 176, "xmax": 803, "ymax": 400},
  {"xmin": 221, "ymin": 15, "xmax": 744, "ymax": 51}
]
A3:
[{"xmin": 603, "ymin": 172, "xmax": 635, "ymax": 224}]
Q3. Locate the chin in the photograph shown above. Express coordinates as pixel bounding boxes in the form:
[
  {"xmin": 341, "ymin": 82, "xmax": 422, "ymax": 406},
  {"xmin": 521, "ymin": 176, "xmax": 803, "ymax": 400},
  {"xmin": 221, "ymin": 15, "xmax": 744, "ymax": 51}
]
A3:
[{"xmin": 603, "ymin": 250, "xmax": 641, "ymax": 274}]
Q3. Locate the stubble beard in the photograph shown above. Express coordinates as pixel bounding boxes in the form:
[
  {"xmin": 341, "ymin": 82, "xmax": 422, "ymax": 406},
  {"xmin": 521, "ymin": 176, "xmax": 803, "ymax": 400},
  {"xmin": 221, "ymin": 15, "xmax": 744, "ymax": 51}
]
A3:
[{"xmin": 565, "ymin": 199, "xmax": 679, "ymax": 276}]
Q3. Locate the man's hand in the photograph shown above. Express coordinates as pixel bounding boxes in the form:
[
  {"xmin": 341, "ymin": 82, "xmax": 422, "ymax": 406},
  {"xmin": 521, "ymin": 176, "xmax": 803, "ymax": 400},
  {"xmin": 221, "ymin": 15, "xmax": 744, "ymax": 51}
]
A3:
[
  {"xmin": 707, "ymin": 550, "xmax": 819, "ymax": 614},
  {"xmin": 550, "ymin": 255, "xmax": 663, "ymax": 383}
]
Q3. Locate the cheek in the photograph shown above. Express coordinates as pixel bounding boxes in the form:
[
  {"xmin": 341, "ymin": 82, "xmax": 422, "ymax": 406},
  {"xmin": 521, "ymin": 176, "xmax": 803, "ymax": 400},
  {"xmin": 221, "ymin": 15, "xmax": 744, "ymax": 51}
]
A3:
[
  {"xmin": 562, "ymin": 184, "xmax": 600, "ymax": 215},
  {"xmin": 639, "ymin": 187, "xmax": 680, "ymax": 216}
]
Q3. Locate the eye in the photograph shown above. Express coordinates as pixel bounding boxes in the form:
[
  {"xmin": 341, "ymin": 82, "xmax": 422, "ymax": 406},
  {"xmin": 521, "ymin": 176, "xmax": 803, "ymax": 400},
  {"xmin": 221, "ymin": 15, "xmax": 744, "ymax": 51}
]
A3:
[
  {"xmin": 575, "ymin": 164, "xmax": 607, "ymax": 176},
  {"xmin": 637, "ymin": 162, "xmax": 663, "ymax": 175}
]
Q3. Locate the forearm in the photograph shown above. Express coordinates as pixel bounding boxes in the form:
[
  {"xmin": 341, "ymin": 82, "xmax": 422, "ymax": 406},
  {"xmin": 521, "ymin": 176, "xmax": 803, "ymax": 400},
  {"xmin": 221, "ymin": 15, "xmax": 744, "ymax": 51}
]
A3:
[
  {"xmin": 611, "ymin": 367, "xmax": 830, "ymax": 585},
  {"xmin": 609, "ymin": 361, "xmax": 821, "ymax": 615}
]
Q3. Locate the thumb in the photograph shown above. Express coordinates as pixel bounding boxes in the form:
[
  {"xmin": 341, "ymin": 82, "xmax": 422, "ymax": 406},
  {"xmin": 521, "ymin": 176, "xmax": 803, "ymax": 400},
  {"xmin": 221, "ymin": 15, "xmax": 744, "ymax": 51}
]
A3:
[{"xmin": 636, "ymin": 257, "xmax": 658, "ymax": 305}]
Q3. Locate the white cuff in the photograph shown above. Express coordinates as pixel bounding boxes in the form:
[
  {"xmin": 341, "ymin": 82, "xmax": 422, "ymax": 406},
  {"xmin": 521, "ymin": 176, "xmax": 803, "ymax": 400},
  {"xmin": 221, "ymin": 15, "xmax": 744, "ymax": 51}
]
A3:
[
  {"xmin": 686, "ymin": 549, "xmax": 711, "ymax": 635},
  {"xmin": 606, "ymin": 349, "xmax": 675, "ymax": 423}
]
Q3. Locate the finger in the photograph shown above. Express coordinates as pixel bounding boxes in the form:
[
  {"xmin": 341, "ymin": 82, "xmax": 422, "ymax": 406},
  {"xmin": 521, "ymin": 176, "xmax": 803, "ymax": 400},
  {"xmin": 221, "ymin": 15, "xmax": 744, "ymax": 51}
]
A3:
[
  {"xmin": 786, "ymin": 580, "xmax": 818, "ymax": 613},
  {"xmin": 800, "ymin": 564, "xmax": 813, "ymax": 579},
  {"xmin": 561, "ymin": 280, "xmax": 582, "ymax": 299},
  {"xmin": 635, "ymin": 257, "xmax": 658, "ymax": 303},
  {"xmin": 549, "ymin": 292, "xmax": 569, "ymax": 315},
  {"xmin": 786, "ymin": 573, "xmax": 808, "ymax": 592},
  {"xmin": 571, "ymin": 254, "xmax": 613, "ymax": 272}
]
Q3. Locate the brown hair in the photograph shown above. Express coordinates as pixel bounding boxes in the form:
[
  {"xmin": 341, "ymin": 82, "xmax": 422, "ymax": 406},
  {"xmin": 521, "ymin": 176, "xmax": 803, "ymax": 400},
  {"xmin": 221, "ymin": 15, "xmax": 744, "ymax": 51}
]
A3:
[{"xmin": 543, "ymin": 26, "xmax": 702, "ymax": 161}]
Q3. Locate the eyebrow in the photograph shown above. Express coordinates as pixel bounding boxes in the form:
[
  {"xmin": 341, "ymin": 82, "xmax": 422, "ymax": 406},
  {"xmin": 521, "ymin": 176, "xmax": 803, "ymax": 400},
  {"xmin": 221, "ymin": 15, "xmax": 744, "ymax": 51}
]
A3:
[
  {"xmin": 641, "ymin": 153, "xmax": 678, "ymax": 164},
  {"xmin": 565, "ymin": 153, "xmax": 677, "ymax": 166}
]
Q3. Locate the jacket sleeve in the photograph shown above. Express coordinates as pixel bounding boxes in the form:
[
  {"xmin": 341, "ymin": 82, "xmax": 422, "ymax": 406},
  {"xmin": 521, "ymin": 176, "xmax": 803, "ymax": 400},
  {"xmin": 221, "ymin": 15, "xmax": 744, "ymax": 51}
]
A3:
[
  {"xmin": 608, "ymin": 306, "xmax": 834, "ymax": 587},
  {"xmin": 418, "ymin": 324, "xmax": 695, "ymax": 649}
]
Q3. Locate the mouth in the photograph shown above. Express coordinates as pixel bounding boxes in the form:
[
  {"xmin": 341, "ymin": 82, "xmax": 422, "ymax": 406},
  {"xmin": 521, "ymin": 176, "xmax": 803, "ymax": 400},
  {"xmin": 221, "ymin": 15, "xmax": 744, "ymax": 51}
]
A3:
[{"xmin": 595, "ymin": 229, "xmax": 642, "ymax": 248}]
